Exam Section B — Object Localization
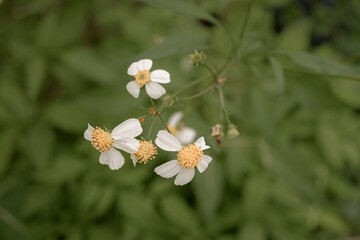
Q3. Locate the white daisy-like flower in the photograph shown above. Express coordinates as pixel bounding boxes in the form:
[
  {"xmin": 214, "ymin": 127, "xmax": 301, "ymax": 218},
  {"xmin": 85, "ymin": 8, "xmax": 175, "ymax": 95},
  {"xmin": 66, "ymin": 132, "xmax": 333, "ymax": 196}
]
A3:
[
  {"xmin": 126, "ymin": 59, "xmax": 171, "ymax": 99},
  {"xmin": 84, "ymin": 119, "xmax": 143, "ymax": 170},
  {"xmin": 154, "ymin": 130, "xmax": 212, "ymax": 186},
  {"xmin": 130, "ymin": 140, "xmax": 157, "ymax": 166},
  {"xmin": 167, "ymin": 111, "xmax": 196, "ymax": 145}
]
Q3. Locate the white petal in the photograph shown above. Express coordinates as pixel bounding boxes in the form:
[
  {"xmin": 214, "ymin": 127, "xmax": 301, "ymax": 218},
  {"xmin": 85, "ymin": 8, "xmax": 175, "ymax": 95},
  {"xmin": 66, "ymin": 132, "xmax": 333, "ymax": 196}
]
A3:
[
  {"xmin": 99, "ymin": 151, "xmax": 109, "ymax": 165},
  {"xmin": 145, "ymin": 81, "xmax": 166, "ymax": 99},
  {"xmin": 154, "ymin": 160, "xmax": 181, "ymax": 178},
  {"xmin": 177, "ymin": 127, "xmax": 196, "ymax": 145},
  {"xmin": 126, "ymin": 81, "xmax": 140, "ymax": 98},
  {"xmin": 174, "ymin": 168, "xmax": 195, "ymax": 186},
  {"xmin": 197, "ymin": 155, "xmax": 212, "ymax": 173},
  {"xmin": 84, "ymin": 124, "xmax": 94, "ymax": 141},
  {"xmin": 111, "ymin": 118, "xmax": 143, "ymax": 139},
  {"xmin": 155, "ymin": 130, "xmax": 182, "ymax": 152},
  {"xmin": 137, "ymin": 59, "xmax": 152, "ymax": 71},
  {"xmin": 167, "ymin": 111, "xmax": 183, "ymax": 126},
  {"xmin": 150, "ymin": 69, "xmax": 170, "ymax": 84},
  {"xmin": 202, "ymin": 155, "xmax": 212, "ymax": 164},
  {"xmin": 131, "ymin": 154, "xmax": 137, "ymax": 167},
  {"xmin": 108, "ymin": 149, "xmax": 125, "ymax": 170},
  {"xmin": 127, "ymin": 61, "xmax": 139, "ymax": 76},
  {"xmin": 197, "ymin": 160, "xmax": 208, "ymax": 173},
  {"xmin": 114, "ymin": 138, "xmax": 140, "ymax": 153},
  {"xmin": 195, "ymin": 136, "xmax": 210, "ymax": 150}
]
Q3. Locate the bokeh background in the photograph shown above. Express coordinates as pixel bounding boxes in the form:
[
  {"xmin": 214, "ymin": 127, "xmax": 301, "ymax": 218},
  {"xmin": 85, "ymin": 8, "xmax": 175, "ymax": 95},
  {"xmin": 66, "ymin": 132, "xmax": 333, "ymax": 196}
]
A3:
[{"xmin": 1, "ymin": 0, "xmax": 360, "ymax": 239}]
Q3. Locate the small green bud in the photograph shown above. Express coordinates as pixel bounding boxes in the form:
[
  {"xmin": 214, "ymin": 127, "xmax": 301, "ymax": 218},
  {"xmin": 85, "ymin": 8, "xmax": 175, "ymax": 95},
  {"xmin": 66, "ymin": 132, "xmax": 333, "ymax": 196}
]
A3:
[
  {"xmin": 163, "ymin": 95, "xmax": 175, "ymax": 108},
  {"xmin": 190, "ymin": 50, "xmax": 206, "ymax": 67},
  {"xmin": 227, "ymin": 124, "xmax": 239, "ymax": 139}
]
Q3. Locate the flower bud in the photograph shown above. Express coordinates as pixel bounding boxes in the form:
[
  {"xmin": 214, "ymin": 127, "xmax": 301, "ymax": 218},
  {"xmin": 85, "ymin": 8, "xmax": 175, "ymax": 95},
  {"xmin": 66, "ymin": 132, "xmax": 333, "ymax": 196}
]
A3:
[
  {"xmin": 163, "ymin": 95, "xmax": 175, "ymax": 108},
  {"xmin": 190, "ymin": 50, "xmax": 206, "ymax": 67},
  {"xmin": 227, "ymin": 124, "xmax": 239, "ymax": 138},
  {"xmin": 211, "ymin": 124, "xmax": 223, "ymax": 138}
]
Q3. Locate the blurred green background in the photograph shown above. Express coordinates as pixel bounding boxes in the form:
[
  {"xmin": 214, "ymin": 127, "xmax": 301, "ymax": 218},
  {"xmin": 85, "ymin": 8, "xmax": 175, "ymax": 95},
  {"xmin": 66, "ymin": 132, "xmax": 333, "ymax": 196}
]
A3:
[{"xmin": 1, "ymin": 0, "xmax": 360, "ymax": 239}]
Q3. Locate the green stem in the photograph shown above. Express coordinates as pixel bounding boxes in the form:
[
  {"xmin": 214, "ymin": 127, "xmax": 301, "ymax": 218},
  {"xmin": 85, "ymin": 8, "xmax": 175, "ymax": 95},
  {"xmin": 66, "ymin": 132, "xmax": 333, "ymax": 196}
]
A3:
[
  {"xmin": 0, "ymin": 205, "xmax": 27, "ymax": 234},
  {"xmin": 149, "ymin": 97, "xmax": 171, "ymax": 133},
  {"xmin": 171, "ymin": 74, "xmax": 208, "ymax": 98},
  {"xmin": 217, "ymin": 85, "xmax": 231, "ymax": 123},
  {"xmin": 137, "ymin": 112, "xmax": 152, "ymax": 120},
  {"xmin": 147, "ymin": 116, "xmax": 156, "ymax": 138},
  {"xmin": 235, "ymin": 0, "xmax": 255, "ymax": 53},
  {"xmin": 179, "ymin": 84, "xmax": 215, "ymax": 101},
  {"xmin": 203, "ymin": 64, "xmax": 218, "ymax": 83}
]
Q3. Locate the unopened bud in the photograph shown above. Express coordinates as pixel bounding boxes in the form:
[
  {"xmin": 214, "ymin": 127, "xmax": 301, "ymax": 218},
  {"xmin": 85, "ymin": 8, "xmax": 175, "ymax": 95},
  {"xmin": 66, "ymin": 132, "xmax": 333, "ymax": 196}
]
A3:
[
  {"xmin": 227, "ymin": 124, "xmax": 239, "ymax": 138},
  {"xmin": 190, "ymin": 50, "xmax": 206, "ymax": 67},
  {"xmin": 211, "ymin": 124, "xmax": 223, "ymax": 138},
  {"xmin": 163, "ymin": 95, "xmax": 175, "ymax": 108}
]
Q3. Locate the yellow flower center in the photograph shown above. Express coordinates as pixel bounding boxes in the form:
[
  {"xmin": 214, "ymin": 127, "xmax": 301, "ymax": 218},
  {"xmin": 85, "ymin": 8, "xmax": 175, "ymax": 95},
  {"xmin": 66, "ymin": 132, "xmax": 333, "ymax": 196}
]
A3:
[
  {"xmin": 177, "ymin": 143, "xmax": 203, "ymax": 169},
  {"xmin": 91, "ymin": 127, "xmax": 114, "ymax": 152},
  {"xmin": 135, "ymin": 70, "xmax": 151, "ymax": 88},
  {"xmin": 133, "ymin": 140, "xmax": 157, "ymax": 164},
  {"xmin": 167, "ymin": 125, "xmax": 178, "ymax": 136}
]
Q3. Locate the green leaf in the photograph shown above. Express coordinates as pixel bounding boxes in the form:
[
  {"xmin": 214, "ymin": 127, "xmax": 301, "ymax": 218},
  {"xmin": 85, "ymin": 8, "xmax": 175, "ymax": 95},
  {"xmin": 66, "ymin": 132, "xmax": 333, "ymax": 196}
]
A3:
[
  {"xmin": 35, "ymin": 12, "xmax": 58, "ymax": 49},
  {"xmin": 269, "ymin": 56, "xmax": 285, "ymax": 94},
  {"xmin": 25, "ymin": 123, "xmax": 56, "ymax": 168},
  {"xmin": 61, "ymin": 48, "xmax": 119, "ymax": 84},
  {"xmin": 237, "ymin": 222, "xmax": 265, "ymax": 240},
  {"xmin": 35, "ymin": 152, "xmax": 85, "ymax": 184},
  {"xmin": 117, "ymin": 191, "xmax": 168, "ymax": 233},
  {"xmin": 0, "ymin": 127, "xmax": 19, "ymax": 174},
  {"xmin": 25, "ymin": 55, "xmax": 46, "ymax": 99},
  {"xmin": 193, "ymin": 160, "xmax": 223, "ymax": 223},
  {"xmin": 44, "ymin": 101, "xmax": 91, "ymax": 132},
  {"xmin": 0, "ymin": 69, "xmax": 34, "ymax": 121},
  {"xmin": 78, "ymin": 184, "xmax": 115, "ymax": 218},
  {"xmin": 273, "ymin": 50, "xmax": 360, "ymax": 81},
  {"xmin": 277, "ymin": 19, "xmax": 312, "ymax": 51},
  {"xmin": 160, "ymin": 194, "xmax": 199, "ymax": 231},
  {"xmin": 131, "ymin": 31, "xmax": 208, "ymax": 61},
  {"xmin": 330, "ymin": 79, "xmax": 360, "ymax": 107},
  {"xmin": 138, "ymin": 0, "xmax": 220, "ymax": 26}
]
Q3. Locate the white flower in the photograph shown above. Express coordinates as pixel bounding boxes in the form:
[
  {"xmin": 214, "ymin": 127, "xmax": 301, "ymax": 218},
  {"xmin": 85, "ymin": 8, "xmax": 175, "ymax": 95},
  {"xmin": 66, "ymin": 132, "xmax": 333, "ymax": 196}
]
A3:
[
  {"xmin": 154, "ymin": 130, "xmax": 212, "ymax": 186},
  {"xmin": 126, "ymin": 59, "xmax": 171, "ymax": 99},
  {"xmin": 167, "ymin": 111, "xmax": 196, "ymax": 145},
  {"xmin": 84, "ymin": 119, "xmax": 143, "ymax": 170},
  {"xmin": 130, "ymin": 140, "xmax": 157, "ymax": 166}
]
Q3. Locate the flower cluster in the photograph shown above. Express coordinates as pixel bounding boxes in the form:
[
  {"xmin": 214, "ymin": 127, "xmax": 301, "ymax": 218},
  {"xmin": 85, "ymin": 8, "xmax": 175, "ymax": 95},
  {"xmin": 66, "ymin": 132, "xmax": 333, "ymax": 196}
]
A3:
[{"xmin": 84, "ymin": 59, "xmax": 213, "ymax": 186}]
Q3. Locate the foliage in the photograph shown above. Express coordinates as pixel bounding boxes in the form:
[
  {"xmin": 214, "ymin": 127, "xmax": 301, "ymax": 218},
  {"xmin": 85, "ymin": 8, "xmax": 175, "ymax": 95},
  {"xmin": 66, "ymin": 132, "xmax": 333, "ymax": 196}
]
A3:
[{"xmin": 0, "ymin": 0, "xmax": 360, "ymax": 239}]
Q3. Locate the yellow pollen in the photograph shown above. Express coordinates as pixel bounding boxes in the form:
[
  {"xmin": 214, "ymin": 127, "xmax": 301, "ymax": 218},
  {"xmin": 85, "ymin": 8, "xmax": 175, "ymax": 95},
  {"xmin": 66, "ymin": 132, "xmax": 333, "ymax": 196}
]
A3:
[
  {"xmin": 134, "ymin": 140, "xmax": 157, "ymax": 164},
  {"xmin": 91, "ymin": 127, "xmax": 114, "ymax": 152},
  {"xmin": 177, "ymin": 143, "xmax": 203, "ymax": 169},
  {"xmin": 167, "ymin": 125, "xmax": 178, "ymax": 136},
  {"xmin": 135, "ymin": 70, "xmax": 151, "ymax": 88}
]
